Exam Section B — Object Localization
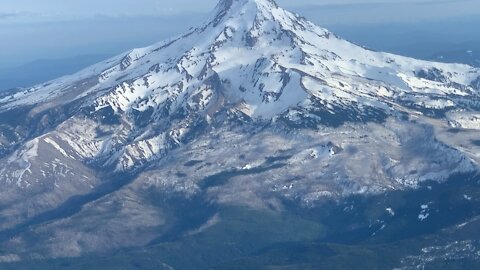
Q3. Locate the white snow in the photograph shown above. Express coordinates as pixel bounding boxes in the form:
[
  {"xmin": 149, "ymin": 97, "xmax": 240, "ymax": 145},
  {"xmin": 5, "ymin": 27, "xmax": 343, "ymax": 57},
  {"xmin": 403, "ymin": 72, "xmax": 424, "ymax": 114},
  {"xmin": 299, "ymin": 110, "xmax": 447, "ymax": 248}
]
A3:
[
  {"xmin": 448, "ymin": 112, "xmax": 480, "ymax": 130},
  {"xmin": 44, "ymin": 137, "xmax": 74, "ymax": 159},
  {"xmin": 386, "ymin": 208, "xmax": 395, "ymax": 217},
  {"xmin": 418, "ymin": 213, "xmax": 430, "ymax": 221},
  {"xmin": 418, "ymin": 204, "xmax": 431, "ymax": 221}
]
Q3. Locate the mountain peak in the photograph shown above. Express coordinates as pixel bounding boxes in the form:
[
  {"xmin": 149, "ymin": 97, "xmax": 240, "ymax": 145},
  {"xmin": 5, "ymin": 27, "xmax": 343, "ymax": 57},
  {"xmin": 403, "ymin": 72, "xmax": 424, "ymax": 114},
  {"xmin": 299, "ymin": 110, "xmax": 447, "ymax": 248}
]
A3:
[
  {"xmin": 212, "ymin": 0, "xmax": 279, "ymax": 22},
  {"xmin": 217, "ymin": 0, "xmax": 278, "ymax": 9}
]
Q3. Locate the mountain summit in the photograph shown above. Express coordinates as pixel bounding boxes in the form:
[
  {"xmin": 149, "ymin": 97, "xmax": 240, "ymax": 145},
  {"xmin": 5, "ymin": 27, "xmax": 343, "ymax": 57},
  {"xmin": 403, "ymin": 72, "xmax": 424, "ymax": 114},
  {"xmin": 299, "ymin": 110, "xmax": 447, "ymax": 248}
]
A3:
[
  {"xmin": 2, "ymin": 0, "xmax": 478, "ymax": 121},
  {"xmin": 0, "ymin": 0, "xmax": 479, "ymax": 261}
]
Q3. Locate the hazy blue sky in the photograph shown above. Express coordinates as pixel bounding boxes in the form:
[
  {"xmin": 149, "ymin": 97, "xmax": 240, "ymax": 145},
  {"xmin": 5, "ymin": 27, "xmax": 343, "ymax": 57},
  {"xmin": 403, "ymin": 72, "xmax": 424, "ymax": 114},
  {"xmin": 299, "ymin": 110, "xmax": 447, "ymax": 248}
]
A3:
[
  {"xmin": 1, "ymin": 0, "xmax": 480, "ymax": 68},
  {"xmin": 1, "ymin": 0, "xmax": 480, "ymax": 22},
  {"xmin": 1, "ymin": 0, "xmax": 414, "ymax": 20}
]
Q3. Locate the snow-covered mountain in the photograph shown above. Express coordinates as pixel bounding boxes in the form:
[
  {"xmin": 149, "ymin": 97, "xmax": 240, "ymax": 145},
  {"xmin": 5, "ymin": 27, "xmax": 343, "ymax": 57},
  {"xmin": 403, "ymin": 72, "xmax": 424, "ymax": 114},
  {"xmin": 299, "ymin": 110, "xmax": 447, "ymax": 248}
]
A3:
[{"xmin": 0, "ymin": 0, "xmax": 479, "ymax": 260}]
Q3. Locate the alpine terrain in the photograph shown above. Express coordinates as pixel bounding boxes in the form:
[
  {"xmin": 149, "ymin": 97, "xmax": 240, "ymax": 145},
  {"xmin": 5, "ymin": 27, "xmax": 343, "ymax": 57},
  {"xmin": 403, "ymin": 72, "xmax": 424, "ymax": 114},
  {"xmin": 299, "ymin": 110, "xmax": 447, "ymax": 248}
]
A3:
[{"xmin": 0, "ymin": 0, "xmax": 479, "ymax": 269}]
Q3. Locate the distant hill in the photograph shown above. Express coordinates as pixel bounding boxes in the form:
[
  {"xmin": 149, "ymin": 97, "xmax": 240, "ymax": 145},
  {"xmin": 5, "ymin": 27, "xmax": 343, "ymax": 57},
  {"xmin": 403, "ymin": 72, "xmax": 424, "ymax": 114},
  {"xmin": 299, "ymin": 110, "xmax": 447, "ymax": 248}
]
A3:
[
  {"xmin": 429, "ymin": 45, "xmax": 480, "ymax": 67},
  {"xmin": 0, "ymin": 54, "xmax": 112, "ymax": 91}
]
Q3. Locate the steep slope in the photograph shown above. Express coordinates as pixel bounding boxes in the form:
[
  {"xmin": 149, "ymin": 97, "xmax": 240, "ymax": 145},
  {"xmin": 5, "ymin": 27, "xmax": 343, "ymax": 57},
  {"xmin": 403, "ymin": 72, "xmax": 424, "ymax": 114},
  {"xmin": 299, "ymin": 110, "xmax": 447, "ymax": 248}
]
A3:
[{"xmin": 0, "ymin": 0, "xmax": 479, "ymax": 261}]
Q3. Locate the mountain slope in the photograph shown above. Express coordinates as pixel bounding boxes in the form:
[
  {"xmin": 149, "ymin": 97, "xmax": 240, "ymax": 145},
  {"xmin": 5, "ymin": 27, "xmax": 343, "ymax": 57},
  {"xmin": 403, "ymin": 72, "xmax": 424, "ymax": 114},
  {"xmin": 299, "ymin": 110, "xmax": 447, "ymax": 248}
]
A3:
[{"xmin": 0, "ymin": 0, "xmax": 479, "ymax": 262}]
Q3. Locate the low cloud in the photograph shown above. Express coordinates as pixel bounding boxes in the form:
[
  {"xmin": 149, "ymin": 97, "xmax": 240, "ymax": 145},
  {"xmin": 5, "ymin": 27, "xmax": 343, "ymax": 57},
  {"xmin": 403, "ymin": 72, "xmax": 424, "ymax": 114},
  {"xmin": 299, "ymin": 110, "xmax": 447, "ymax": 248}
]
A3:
[
  {"xmin": 0, "ymin": 12, "xmax": 20, "ymax": 19},
  {"xmin": 0, "ymin": 11, "xmax": 43, "ymax": 22}
]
